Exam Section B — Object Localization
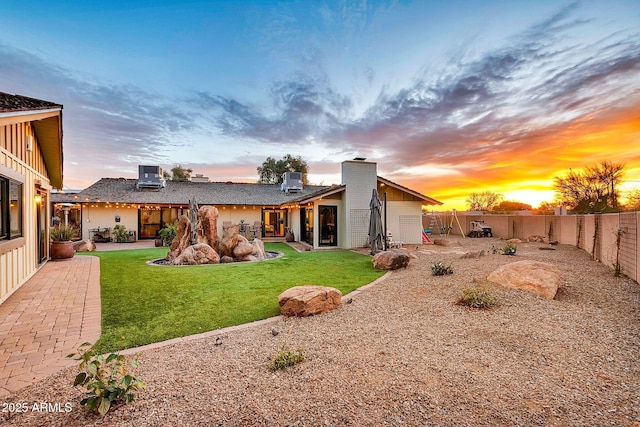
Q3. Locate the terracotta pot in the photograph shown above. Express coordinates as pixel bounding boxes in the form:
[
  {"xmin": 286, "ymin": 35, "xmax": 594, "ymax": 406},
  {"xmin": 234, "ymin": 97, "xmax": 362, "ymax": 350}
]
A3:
[{"xmin": 50, "ymin": 241, "xmax": 76, "ymax": 260}]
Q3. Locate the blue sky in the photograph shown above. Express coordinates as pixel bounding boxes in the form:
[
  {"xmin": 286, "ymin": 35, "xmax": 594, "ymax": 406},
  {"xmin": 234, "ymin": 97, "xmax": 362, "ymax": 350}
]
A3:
[{"xmin": 1, "ymin": 0, "xmax": 639, "ymax": 209}]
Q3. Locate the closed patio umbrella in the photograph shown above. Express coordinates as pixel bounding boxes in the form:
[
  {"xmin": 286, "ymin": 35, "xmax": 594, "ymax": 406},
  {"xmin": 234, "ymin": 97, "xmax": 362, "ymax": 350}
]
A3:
[{"xmin": 368, "ymin": 188, "xmax": 384, "ymax": 255}]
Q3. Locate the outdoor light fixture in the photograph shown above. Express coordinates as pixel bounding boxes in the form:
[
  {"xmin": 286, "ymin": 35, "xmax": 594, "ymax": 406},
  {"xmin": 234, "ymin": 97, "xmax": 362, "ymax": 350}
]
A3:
[{"xmin": 34, "ymin": 194, "xmax": 42, "ymax": 204}]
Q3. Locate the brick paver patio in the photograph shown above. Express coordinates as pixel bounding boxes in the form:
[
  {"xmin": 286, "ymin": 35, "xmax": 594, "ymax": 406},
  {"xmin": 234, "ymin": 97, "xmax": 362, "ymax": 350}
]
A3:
[{"xmin": 0, "ymin": 256, "xmax": 101, "ymax": 398}]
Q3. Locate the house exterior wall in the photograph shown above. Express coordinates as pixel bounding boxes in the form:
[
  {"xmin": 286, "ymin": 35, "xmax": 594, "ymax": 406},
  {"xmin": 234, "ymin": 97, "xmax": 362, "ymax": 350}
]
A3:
[
  {"xmin": 81, "ymin": 205, "xmax": 138, "ymax": 240},
  {"xmin": 341, "ymin": 160, "xmax": 377, "ymax": 249},
  {"xmin": 80, "ymin": 204, "xmax": 268, "ymax": 241},
  {"xmin": 0, "ymin": 118, "xmax": 53, "ymax": 304},
  {"xmin": 386, "ymin": 201, "xmax": 423, "ymax": 245},
  {"xmin": 216, "ymin": 206, "xmax": 262, "ymax": 237}
]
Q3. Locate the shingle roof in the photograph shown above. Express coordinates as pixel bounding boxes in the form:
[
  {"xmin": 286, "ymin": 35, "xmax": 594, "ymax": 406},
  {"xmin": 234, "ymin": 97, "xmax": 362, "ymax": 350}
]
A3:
[
  {"xmin": 54, "ymin": 178, "xmax": 331, "ymax": 206},
  {"xmin": 0, "ymin": 92, "xmax": 62, "ymax": 113}
]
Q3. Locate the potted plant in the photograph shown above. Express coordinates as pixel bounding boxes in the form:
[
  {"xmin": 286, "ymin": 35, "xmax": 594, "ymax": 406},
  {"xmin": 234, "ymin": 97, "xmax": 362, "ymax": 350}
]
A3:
[{"xmin": 50, "ymin": 225, "xmax": 77, "ymax": 260}]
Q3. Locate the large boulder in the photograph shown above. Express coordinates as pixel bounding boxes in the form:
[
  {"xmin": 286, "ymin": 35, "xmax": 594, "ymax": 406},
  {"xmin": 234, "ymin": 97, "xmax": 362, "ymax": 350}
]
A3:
[
  {"xmin": 72, "ymin": 239, "xmax": 96, "ymax": 252},
  {"xmin": 372, "ymin": 250, "xmax": 411, "ymax": 270},
  {"xmin": 433, "ymin": 238, "xmax": 455, "ymax": 247},
  {"xmin": 233, "ymin": 240, "xmax": 254, "ymax": 259},
  {"xmin": 217, "ymin": 224, "xmax": 240, "ymax": 258},
  {"xmin": 251, "ymin": 238, "xmax": 266, "ymax": 261},
  {"xmin": 172, "ymin": 243, "xmax": 220, "ymax": 265},
  {"xmin": 487, "ymin": 260, "xmax": 561, "ymax": 299},
  {"xmin": 197, "ymin": 206, "xmax": 219, "ymax": 249},
  {"xmin": 278, "ymin": 286, "xmax": 342, "ymax": 317},
  {"xmin": 166, "ymin": 215, "xmax": 191, "ymax": 262}
]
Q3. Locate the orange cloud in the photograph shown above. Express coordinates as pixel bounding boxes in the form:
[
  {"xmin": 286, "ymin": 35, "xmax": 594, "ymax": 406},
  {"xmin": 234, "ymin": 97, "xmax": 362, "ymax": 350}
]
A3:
[{"xmin": 397, "ymin": 102, "xmax": 640, "ymax": 210}]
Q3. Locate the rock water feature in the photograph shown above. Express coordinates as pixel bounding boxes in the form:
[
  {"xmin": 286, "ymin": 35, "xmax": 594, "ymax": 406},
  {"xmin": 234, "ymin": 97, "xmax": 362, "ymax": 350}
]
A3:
[{"xmin": 164, "ymin": 200, "xmax": 269, "ymax": 265}]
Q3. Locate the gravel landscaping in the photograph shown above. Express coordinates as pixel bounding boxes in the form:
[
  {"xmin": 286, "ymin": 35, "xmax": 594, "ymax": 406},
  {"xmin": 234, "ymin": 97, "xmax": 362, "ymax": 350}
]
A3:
[{"xmin": 2, "ymin": 237, "xmax": 639, "ymax": 426}]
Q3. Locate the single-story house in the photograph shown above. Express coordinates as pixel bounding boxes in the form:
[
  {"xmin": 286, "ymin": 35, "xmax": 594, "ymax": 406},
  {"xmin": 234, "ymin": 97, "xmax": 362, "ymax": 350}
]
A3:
[
  {"xmin": 0, "ymin": 92, "xmax": 63, "ymax": 304},
  {"xmin": 51, "ymin": 159, "xmax": 441, "ymax": 249}
]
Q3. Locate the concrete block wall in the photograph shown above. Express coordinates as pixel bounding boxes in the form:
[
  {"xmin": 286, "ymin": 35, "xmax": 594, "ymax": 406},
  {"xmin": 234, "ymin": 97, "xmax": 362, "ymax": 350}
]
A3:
[{"xmin": 452, "ymin": 211, "xmax": 640, "ymax": 284}]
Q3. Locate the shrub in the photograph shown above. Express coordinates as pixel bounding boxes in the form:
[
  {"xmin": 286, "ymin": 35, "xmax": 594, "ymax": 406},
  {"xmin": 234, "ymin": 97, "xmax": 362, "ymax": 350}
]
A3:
[
  {"xmin": 112, "ymin": 224, "xmax": 128, "ymax": 243},
  {"xmin": 431, "ymin": 261, "xmax": 453, "ymax": 276},
  {"xmin": 158, "ymin": 221, "xmax": 177, "ymax": 246},
  {"xmin": 502, "ymin": 243, "xmax": 517, "ymax": 256},
  {"xmin": 269, "ymin": 346, "xmax": 305, "ymax": 371},
  {"xmin": 67, "ymin": 342, "xmax": 145, "ymax": 416},
  {"xmin": 458, "ymin": 283, "xmax": 497, "ymax": 309},
  {"xmin": 50, "ymin": 225, "xmax": 77, "ymax": 242}
]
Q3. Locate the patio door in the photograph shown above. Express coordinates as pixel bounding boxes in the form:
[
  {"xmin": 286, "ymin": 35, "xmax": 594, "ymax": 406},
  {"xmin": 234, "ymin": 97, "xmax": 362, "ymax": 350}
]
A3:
[
  {"xmin": 319, "ymin": 205, "xmax": 337, "ymax": 246},
  {"xmin": 262, "ymin": 209, "xmax": 287, "ymax": 237}
]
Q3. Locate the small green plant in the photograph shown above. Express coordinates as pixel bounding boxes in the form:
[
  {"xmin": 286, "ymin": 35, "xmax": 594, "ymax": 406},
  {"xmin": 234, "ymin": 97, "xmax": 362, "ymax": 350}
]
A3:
[
  {"xmin": 67, "ymin": 342, "xmax": 145, "ymax": 416},
  {"xmin": 50, "ymin": 224, "xmax": 77, "ymax": 241},
  {"xmin": 112, "ymin": 224, "xmax": 128, "ymax": 243},
  {"xmin": 458, "ymin": 282, "xmax": 497, "ymax": 309},
  {"xmin": 269, "ymin": 346, "xmax": 305, "ymax": 371},
  {"xmin": 158, "ymin": 221, "xmax": 178, "ymax": 246},
  {"xmin": 431, "ymin": 261, "xmax": 453, "ymax": 276},
  {"xmin": 502, "ymin": 243, "xmax": 517, "ymax": 256}
]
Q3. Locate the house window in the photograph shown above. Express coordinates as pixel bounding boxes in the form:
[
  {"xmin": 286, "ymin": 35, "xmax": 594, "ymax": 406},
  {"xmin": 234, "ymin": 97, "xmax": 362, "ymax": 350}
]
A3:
[{"xmin": 0, "ymin": 175, "xmax": 23, "ymax": 241}]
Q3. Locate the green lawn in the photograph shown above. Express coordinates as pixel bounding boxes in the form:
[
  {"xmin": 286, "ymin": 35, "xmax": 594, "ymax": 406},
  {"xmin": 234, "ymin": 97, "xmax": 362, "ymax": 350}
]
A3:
[{"xmin": 88, "ymin": 243, "xmax": 384, "ymax": 353}]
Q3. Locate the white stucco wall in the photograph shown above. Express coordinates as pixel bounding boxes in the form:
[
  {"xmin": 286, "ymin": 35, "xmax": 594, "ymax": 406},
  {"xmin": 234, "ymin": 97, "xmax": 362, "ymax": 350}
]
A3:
[
  {"xmin": 385, "ymin": 201, "xmax": 424, "ymax": 245},
  {"xmin": 81, "ymin": 205, "xmax": 138, "ymax": 240},
  {"xmin": 341, "ymin": 160, "xmax": 377, "ymax": 249}
]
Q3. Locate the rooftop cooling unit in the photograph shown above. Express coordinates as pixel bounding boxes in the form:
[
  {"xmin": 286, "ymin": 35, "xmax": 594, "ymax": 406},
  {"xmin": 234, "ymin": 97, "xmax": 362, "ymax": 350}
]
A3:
[
  {"xmin": 281, "ymin": 171, "xmax": 303, "ymax": 194},
  {"xmin": 136, "ymin": 165, "xmax": 166, "ymax": 190}
]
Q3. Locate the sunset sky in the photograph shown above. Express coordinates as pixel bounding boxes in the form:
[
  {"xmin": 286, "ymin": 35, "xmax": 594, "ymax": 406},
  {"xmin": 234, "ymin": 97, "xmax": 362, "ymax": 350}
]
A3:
[{"xmin": 1, "ymin": 0, "xmax": 639, "ymax": 210}]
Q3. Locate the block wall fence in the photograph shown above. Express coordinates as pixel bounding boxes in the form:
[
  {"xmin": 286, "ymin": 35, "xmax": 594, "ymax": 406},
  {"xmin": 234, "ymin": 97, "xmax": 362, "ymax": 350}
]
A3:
[{"xmin": 424, "ymin": 212, "xmax": 640, "ymax": 284}]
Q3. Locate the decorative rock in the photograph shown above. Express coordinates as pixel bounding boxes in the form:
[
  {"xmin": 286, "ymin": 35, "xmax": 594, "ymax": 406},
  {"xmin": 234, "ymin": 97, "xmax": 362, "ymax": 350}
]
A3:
[
  {"xmin": 460, "ymin": 250, "xmax": 485, "ymax": 259},
  {"xmin": 214, "ymin": 337, "xmax": 222, "ymax": 345},
  {"xmin": 72, "ymin": 239, "xmax": 96, "ymax": 252},
  {"xmin": 487, "ymin": 260, "xmax": 561, "ymax": 299},
  {"xmin": 196, "ymin": 206, "xmax": 219, "ymax": 249},
  {"xmin": 433, "ymin": 238, "xmax": 455, "ymax": 247},
  {"xmin": 166, "ymin": 215, "xmax": 191, "ymax": 262},
  {"xmin": 372, "ymin": 250, "xmax": 411, "ymax": 270},
  {"xmin": 172, "ymin": 243, "xmax": 220, "ymax": 265},
  {"xmin": 217, "ymin": 224, "xmax": 240, "ymax": 258},
  {"xmin": 251, "ymin": 239, "xmax": 266, "ymax": 261},
  {"xmin": 278, "ymin": 285, "xmax": 342, "ymax": 317},
  {"xmin": 233, "ymin": 241, "xmax": 254, "ymax": 258},
  {"xmin": 527, "ymin": 235, "xmax": 546, "ymax": 243},
  {"xmin": 220, "ymin": 256, "xmax": 235, "ymax": 264},
  {"xmin": 271, "ymin": 327, "xmax": 279, "ymax": 336}
]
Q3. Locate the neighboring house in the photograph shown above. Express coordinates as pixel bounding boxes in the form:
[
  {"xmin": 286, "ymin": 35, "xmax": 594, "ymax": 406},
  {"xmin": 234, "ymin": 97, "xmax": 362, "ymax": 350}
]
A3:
[
  {"xmin": 0, "ymin": 92, "xmax": 63, "ymax": 304},
  {"xmin": 52, "ymin": 159, "xmax": 441, "ymax": 249}
]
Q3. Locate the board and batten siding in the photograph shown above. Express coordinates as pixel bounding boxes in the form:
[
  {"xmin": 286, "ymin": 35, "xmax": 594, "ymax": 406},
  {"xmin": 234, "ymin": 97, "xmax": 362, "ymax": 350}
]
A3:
[{"xmin": 0, "ymin": 119, "xmax": 53, "ymax": 304}]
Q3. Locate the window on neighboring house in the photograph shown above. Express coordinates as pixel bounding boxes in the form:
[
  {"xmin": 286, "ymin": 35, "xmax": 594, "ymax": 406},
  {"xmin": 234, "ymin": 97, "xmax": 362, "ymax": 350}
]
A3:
[{"xmin": 0, "ymin": 175, "xmax": 23, "ymax": 241}]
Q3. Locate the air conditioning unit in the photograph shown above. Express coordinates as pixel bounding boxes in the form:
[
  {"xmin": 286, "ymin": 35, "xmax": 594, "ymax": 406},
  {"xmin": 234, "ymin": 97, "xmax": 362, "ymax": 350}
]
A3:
[
  {"xmin": 136, "ymin": 165, "xmax": 166, "ymax": 190},
  {"xmin": 281, "ymin": 171, "xmax": 303, "ymax": 193}
]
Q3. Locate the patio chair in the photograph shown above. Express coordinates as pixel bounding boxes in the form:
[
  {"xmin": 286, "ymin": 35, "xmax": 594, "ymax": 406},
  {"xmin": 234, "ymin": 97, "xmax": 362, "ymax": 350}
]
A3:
[
  {"xmin": 249, "ymin": 221, "xmax": 262, "ymax": 239},
  {"xmin": 386, "ymin": 231, "xmax": 403, "ymax": 249}
]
